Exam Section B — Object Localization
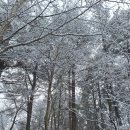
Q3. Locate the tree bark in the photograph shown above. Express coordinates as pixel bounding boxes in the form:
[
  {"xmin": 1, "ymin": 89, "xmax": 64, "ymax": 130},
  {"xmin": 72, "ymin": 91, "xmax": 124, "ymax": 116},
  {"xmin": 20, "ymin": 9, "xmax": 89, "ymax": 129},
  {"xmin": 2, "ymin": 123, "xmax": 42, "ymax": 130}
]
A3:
[
  {"xmin": 97, "ymin": 82, "xmax": 106, "ymax": 130},
  {"xmin": 71, "ymin": 65, "xmax": 77, "ymax": 130},
  {"xmin": 68, "ymin": 69, "xmax": 72, "ymax": 130},
  {"xmin": 92, "ymin": 89, "xmax": 99, "ymax": 130},
  {"xmin": 57, "ymin": 76, "xmax": 62, "ymax": 130},
  {"xmin": 44, "ymin": 70, "xmax": 54, "ymax": 130},
  {"xmin": 26, "ymin": 64, "xmax": 37, "ymax": 130}
]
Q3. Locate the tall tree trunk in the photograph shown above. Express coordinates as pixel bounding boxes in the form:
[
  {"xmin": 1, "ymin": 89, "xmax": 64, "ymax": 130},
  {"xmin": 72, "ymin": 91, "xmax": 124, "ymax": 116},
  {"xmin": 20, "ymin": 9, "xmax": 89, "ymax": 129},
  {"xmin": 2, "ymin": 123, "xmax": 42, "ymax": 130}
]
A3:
[
  {"xmin": 57, "ymin": 76, "xmax": 62, "ymax": 130},
  {"xmin": 92, "ymin": 89, "xmax": 99, "ymax": 130},
  {"xmin": 26, "ymin": 64, "xmax": 37, "ymax": 130},
  {"xmin": 50, "ymin": 114, "xmax": 53, "ymax": 130},
  {"xmin": 113, "ymin": 100, "xmax": 122, "ymax": 126},
  {"xmin": 68, "ymin": 69, "xmax": 72, "ymax": 130},
  {"xmin": 44, "ymin": 82, "xmax": 52, "ymax": 130},
  {"xmin": 53, "ymin": 104, "xmax": 57, "ymax": 130},
  {"xmin": 105, "ymin": 81, "xmax": 118, "ymax": 130},
  {"xmin": 44, "ymin": 70, "xmax": 54, "ymax": 130},
  {"xmin": 97, "ymin": 82, "xmax": 105, "ymax": 130},
  {"xmin": 50, "ymin": 102, "xmax": 55, "ymax": 130},
  {"xmin": 71, "ymin": 65, "xmax": 77, "ymax": 130}
]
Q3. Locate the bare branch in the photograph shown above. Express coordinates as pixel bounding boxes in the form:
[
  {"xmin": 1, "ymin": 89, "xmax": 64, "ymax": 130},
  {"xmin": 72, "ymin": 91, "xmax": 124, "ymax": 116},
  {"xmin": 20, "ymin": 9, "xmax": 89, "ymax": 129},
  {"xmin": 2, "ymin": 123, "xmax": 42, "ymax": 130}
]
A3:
[
  {"xmin": 51, "ymin": 33, "xmax": 102, "ymax": 37},
  {"xmin": 106, "ymin": 0, "xmax": 130, "ymax": 5},
  {"xmin": 0, "ymin": 0, "xmax": 101, "ymax": 54},
  {"xmin": 0, "ymin": 0, "xmax": 55, "ymax": 45}
]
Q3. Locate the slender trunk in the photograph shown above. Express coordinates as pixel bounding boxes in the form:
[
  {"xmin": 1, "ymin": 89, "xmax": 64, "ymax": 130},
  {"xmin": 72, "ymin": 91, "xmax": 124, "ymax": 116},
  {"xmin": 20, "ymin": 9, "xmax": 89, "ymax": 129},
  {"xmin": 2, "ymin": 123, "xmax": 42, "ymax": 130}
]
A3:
[
  {"xmin": 68, "ymin": 70, "xmax": 72, "ymax": 130},
  {"xmin": 71, "ymin": 65, "xmax": 77, "ymax": 130},
  {"xmin": 106, "ymin": 84, "xmax": 117, "ymax": 129},
  {"xmin": 53, "ymin": 105, "xmax": 57, "ymax": 130},
  {"xmin": 113, "ymin": 100, "xmax": 122, "ymax": 126},
  {"xmin": 92, "ymin": 90, "xmax": 99, "ymax": 130},
  {"xmin": 26, "ymin": 97, "xmax": 33, "ymax": 130},
  {"xmin": 26, "ymin": 64, "xmax": 37, "ymax": 130},
  {"xmin": 97, "ymin": 82, "xmax": 105, "ymax": 129},
  {"xmin": 50, "ymin": 99, "xmax": 56, "ymax": 130},
  {"xmin": 44, "ymin": 82, "xmax": 52, "ymax": 130},
  {"xmin": 57, "ymin": 77, "xmax": 62, "ymax": 130},
  {"xmin": 50, "ymin": 110, "xmax": 53, "ymax": 130},
  {"xmin": 44, "ymin": 70, "xmax": 54, "ymax": 130},
  {"xmin": 10, "ymin": 108, "xmax": 20, "ymax": 130},
  {"xmin": 106, "ymin": 81, "xmax": 121, "ymax": 128}
]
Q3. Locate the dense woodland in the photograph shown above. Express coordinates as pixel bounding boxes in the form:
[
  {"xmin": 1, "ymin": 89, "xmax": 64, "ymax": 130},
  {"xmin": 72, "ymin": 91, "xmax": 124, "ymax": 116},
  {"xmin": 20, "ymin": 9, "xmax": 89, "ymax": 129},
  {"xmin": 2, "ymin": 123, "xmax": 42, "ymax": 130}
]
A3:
[{"xmin": 0, "ymin": 0, "xmax": 130, "ymax": 130}]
